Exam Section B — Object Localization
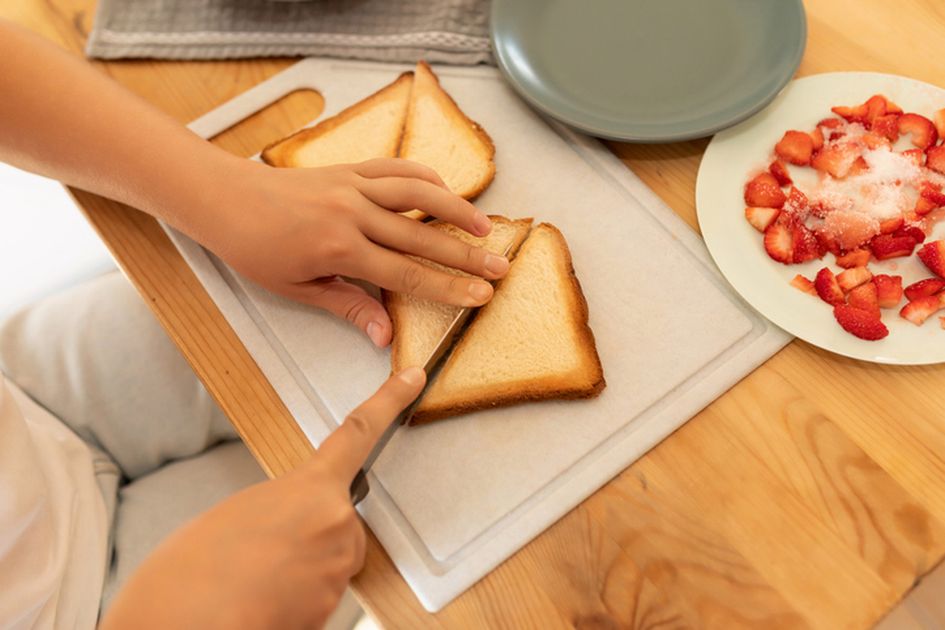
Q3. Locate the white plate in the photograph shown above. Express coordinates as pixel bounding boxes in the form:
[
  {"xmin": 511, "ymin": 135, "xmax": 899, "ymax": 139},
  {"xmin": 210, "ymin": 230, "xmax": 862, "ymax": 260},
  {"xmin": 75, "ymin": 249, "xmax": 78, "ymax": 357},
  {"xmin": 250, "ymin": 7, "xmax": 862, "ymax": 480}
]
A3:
[{"xmin": 697, "ymin": 72, "xmax": 945, "ymax": 365}]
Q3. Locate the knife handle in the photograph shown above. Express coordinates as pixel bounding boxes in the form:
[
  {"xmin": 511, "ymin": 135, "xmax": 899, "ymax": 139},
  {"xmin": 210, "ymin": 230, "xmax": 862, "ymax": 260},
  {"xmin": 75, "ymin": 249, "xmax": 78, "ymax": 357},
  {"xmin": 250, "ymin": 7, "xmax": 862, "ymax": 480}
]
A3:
[{"xmin": 350, "ymin": 469, "xmax": 370, "ymax": 504}]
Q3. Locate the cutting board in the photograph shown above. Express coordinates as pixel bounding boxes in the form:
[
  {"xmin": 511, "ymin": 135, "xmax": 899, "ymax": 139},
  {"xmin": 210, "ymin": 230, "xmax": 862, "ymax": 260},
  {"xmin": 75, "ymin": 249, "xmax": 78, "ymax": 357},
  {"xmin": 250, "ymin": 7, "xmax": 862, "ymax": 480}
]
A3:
[{"xmin": 170, "ymin": 58, "xmax": 790, "ymax": 611}]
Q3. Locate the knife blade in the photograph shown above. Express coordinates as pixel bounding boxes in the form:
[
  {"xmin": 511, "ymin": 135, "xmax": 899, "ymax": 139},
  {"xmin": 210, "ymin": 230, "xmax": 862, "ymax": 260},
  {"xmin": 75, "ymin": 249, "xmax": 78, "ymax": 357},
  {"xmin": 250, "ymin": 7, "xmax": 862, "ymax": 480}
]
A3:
[{"xmin": 349, "ymin": 241, "xmax": 513, "ymax": 505}]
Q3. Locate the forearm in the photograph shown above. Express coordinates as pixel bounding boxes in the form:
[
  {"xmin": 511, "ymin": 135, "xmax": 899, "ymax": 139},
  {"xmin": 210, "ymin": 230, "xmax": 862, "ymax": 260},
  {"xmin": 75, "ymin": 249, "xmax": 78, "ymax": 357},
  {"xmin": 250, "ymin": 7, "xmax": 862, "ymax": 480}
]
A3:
[{"xmin": 0, "ymin": 21, "xmax": 247, "ymax": 240}]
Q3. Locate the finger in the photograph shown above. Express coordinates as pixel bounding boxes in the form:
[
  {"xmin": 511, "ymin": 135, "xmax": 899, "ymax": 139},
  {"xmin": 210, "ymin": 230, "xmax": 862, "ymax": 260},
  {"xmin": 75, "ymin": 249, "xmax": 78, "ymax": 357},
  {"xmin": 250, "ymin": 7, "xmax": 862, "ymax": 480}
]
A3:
[
  {"xmin": 356, "ymin": 176, "xmax": 492, "ymax": 237},
  {"xmin": 318, "ymin": 367, "xmax": 426, "ymax": 482},
  {"xmin": 350, "ymin": 158, "xmax": 447, "ymax": 189},
  {"xmin": 286, "ymin": 277, "xmax": 392, "ymax": 348},
  {"xmin": 351, "ymin": 244, "xmax": 494, "ymax": 307},
  {"xmin": 361, "ymin": 210, "xmax": 510, "ymax": 280}
]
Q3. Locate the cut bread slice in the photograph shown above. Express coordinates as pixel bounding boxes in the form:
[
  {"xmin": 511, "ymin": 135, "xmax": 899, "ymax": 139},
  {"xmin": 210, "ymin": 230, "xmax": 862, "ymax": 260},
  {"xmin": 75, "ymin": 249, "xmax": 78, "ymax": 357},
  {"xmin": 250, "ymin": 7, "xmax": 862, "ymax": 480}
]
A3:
[
  {"xmin": 261, "ymin": 71, "xmax": 414, "ymax": 168},
  {"xmin": 386, "ymin": 216, "xmax": 533, "ymax": 372},
  {"xmin": 398, "ymin": 61, "xmax": 496, "ymax": 200},
  {"xmin": 408, "ymin": 222, "xmax": 605, "ymax": 423}
]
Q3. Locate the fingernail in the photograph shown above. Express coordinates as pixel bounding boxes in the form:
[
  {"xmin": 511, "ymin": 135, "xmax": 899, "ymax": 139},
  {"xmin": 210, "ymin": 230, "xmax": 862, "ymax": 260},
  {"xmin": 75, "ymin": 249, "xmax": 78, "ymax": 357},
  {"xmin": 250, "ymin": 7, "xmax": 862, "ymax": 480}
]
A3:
[
  {"xmin": 484, "ymin": 253, "xmax": 509, "ymax": 276},
  {"xmin": 398, "ymin": 366, "xmax": 425, "ymax": 387},
  {"xmin": 366, "ymin": 322, "xmax": 385, "ymax": 347},
  {"xmin": 473, "ymin": 212, "xmax": 492, "ymax": 236},
  {"xmin": 467, "ymin": 281, "xmax": 493, "ymax": 304}
]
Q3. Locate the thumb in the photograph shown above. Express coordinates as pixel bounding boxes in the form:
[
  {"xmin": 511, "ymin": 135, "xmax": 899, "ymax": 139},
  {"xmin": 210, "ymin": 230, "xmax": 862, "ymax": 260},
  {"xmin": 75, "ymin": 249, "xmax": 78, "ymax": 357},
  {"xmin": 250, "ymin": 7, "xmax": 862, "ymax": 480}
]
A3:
[
  {"xmin": 295, "ymin": 277, "xmax": 392, "ymax": 347},
  {"xmin": 316, "ymin": 367, "xmax": 427, "ymax": 482}
]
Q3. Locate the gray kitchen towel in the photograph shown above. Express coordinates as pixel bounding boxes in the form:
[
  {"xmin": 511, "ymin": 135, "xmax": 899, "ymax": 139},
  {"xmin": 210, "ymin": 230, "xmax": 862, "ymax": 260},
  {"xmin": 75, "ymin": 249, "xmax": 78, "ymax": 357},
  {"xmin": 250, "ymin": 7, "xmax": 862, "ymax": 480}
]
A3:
[{"xmin": 86, "ymin": 0, "xmax": 494, "ymax": 64}]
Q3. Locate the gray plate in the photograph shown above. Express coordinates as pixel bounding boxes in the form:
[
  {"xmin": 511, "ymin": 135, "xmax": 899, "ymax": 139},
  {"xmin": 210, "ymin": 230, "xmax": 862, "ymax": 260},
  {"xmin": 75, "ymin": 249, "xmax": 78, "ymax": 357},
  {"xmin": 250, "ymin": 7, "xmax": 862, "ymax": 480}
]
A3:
[{"xmin": 490, "ymin": 0, "xmax": 807, "ymax": 143}]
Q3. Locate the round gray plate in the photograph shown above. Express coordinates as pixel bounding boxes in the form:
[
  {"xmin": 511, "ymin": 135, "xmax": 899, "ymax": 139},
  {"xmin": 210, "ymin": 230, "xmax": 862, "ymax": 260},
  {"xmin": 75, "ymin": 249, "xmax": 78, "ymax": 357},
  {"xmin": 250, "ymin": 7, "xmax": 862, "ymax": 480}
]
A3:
[{"xmin": 490, "ymin": 0, "xmax": 807, "ymax": 143}]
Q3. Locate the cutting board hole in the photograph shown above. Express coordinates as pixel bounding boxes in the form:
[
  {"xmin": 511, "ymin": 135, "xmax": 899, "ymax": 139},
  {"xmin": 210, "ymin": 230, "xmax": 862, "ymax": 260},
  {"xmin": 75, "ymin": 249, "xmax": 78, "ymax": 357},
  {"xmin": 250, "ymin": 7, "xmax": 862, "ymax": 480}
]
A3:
[{"xmin": 210, "ymin": 88, "xmax": 324, "ymax": 158}]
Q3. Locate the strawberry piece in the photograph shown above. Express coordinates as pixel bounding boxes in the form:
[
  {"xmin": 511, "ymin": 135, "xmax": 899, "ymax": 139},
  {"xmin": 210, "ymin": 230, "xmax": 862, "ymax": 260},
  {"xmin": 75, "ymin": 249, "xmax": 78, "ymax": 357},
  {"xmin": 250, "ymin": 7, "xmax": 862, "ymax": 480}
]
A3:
[
  {"xmin": 833, "ymin": 304, "xmax": 889, "ymax": 340},
  {"xmin": 900, "ymin": 296, "xmax": 943, "ymax": 326},
  {"xmin": 861, "ymin": 132, "xmax": 890, "ymax": 150},
  {"xmin": 846, "ymin": 156, "xmax": 870, "ymax": 177},
  {"xmin": 792, "ymin": 221, "xmax": 822, "ymax": 263},
  {"xmin": 847, "ymin": 282, "xmax": 881, "ymax": 317},
  {"xmin": 815, "ymin": 229, "xmax": 842, "ymax": 256},
  {"xmin": 920, "ymin": 181, "xmax": 945, "ymax": 206},
  {"xmin": 934, "ymin": 108, "xmax": 945, "ymax": 140},
  {"xmin": 818, "ymin": 117, "xmax": 845, "ymax": 130},
  {"xmin": 894, "ymin": 224, "xmax": 926, "ymax": 244},
  {"xmin": 873, "ymin": 274, "xmax": 904, "ymax": 309},
  {"xmin": 745, "ymin": 206, "xmax": 781, "ymax": 232},
  {"xmin": 837, "ymin": 266, "xmax": 872, "ymax": 292},
  {"xmin": 835, "ymin": 249, "xmax": 871, "ymax": 268},
  {"xmin": 864, "ymin": 95, "xmax": 888, "ymax": 126},
  {"xmin": 790, "ymin": 274, "xmax": 817, "ymax": 296},
  {"xmin": 784, "ymin": 186, "xmax": 809, "ymax": 213},
  {"xmin": 915, "ymin": 196, "xmax": 938, "ymax": 216},
  {"xmin": 809, "ymin": 127, "xmax": 824, "ymax": 151},
  {"xmin": 879, "ymin": 216, "xmax": 904, "ymax": 234},
  {"xmin": 811, "ymin": 144, "xmax": 859, "ymax": 178},
  {"xmin": 898, "ymin": 113, "xmax": 939, "ymax": 150},
  {"xmin": 832, "ymin": 103, "xmax": 868, "ymax": 124},
  {"xmin": 815, "ymin": 267, "xmax": 845, "ymax": 305},
  {"xmin": 901, "ymin": 148, "xmax": 925, "ymax": 166},
  {"xmin": 775, "ymin": 130, "xmax": 815, "ymax": 165},
  {"xmin": 871, "ymin": 114, "xmax": 900, "ymax": 142},
  {"xmin": 917, "ymin": 240, "xmax": 945, "ymax": 278},
  {"xmin": 744, "ymin": 172, "xmax": 786, "ymax": 208},
  {"xmin": 885, "ymin": 100, "xmax": 903, "ymax": 115},
  {"xmin": 769, "ymin": 160, "xmax": 793, "ymax": 186},
  {"xmin": 763, "ymin": 220, "xmax": 794, "ymax": 264},
  {"xmin": 870, "ymin": 234, "xmax": 917, "ymax": 260},
  {"xmin": 904, "ymin": 277, "xmax": 945, "ymax": 301},
  {"xmin": 926, "ymin": 145, "xmax": 945, "ymax": 175}
]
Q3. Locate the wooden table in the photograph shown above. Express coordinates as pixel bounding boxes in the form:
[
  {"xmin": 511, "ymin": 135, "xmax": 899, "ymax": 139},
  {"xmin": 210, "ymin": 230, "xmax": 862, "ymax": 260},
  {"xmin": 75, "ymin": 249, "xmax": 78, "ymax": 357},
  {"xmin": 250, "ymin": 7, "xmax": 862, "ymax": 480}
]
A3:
[{"xmin": 9, "ymin": 1, "xmax": 945, "ymax": 628}]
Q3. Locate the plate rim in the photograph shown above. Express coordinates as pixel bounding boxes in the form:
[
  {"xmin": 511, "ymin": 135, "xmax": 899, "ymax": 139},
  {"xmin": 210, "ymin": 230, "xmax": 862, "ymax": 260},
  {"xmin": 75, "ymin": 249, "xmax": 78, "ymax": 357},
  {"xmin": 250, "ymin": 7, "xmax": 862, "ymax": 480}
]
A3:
[
  {"xmin": 489, "ymin": 0, "xmax": 808, "ymax": 143},
  {"xmin": 696, "ymin": 70, "xmax": 945, "ymax": 366}
]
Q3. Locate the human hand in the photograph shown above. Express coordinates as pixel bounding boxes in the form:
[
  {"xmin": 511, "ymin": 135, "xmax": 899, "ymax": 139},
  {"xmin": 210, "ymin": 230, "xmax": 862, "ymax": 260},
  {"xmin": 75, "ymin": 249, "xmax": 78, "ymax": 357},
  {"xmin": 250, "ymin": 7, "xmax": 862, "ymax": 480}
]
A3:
[
  {"xmin": 195, "ymin": 158, "xmax": 509, "ymax": 348},
  {"xmin": 100, "ymin": 366, "xmax": 427, "ymax": 630}
]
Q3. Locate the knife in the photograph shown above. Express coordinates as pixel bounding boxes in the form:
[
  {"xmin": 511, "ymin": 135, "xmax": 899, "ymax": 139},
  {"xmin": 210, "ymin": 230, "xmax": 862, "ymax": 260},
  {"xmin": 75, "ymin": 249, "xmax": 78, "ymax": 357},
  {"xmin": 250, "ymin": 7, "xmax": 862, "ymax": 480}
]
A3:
[{"xmin": 349, "ymin": 242, "xmax": 513, "ymax": 505}]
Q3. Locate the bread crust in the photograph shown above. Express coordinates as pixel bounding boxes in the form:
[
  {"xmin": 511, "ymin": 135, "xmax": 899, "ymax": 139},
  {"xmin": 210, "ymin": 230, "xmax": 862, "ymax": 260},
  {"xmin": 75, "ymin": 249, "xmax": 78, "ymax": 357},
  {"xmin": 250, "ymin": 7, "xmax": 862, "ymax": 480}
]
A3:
[
  {"xmin": 399, "ymin": 61, "xmax": 496, "ymax": 200},
  {"xmin": 260, "ymin": 71, "xmax": 414, "ymax": 167},
  {"xmin": 410, "ymin": 223, "xmax": 605, "ymax": 424}
]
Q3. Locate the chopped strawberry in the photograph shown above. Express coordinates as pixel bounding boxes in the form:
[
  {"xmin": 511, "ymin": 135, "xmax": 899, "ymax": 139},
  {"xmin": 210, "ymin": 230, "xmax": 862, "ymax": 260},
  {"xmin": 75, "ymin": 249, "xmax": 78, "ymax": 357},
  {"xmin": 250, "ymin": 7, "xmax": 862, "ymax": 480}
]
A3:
[
  {"xmin": 744, "ymin": 172, "xmax": 786, "ymax": 208},
  {"xmin": 818, "ymin": 117, "xmax": 845, "ymax": 130},
  {"xmin": 934, "ymin": 108, "xmax": 945, "ymax": 140},
  {"xmin": 904, "ymin": 277, "xmax": 945, "ymax": 301},
  {"xmin": 775, "ymin": 130, "xmax": 815, "ymax": 165},
  {"xmin": 784, "ymin": 186, "xmax": 809, "ymax": 214},
  {"xmin": 790, "ymin": 274, "xmax": 817, "ymax": 296},
  {"xmin": 811, "ymin": 144, "xmax": 859, "ymax": 178},
  {"xmin": 837, "ymin": 266, "xmax": 872, "ymax": 292},
  {"xmin": 832, "ymin": 103, "xmax": 868, "ymax": 124},
  {"xmin": 846, "ymin": 156, "xmax": 870, "ymax": 177},
  {"xmin": 860, "ymin": 132, "xmax": 890, "ymax": 150},
  {"xmin": 878, "ymin": 216, "xmax": 904, "ymax": 234},
  {"xmin": 873, "ymin": 274, "xmax": 904, "ymax": 308},
  {"xmin": 815, "ymin": 267, "xmax": 845, "ymax": 305},
  {"xmin": 900, "ymin": 296, "xmax": 943, "ymax": 326},
  {"xmin": 792, "ymin": 221, "xmax": 823, "ymax": 263},
  {"xmin": 917, "ymin": 240, "xmax": 945, "ymax": 278},
  {"xmin": 926, "ymin": 145, "xmax": 945, "ymax": 175},
  {"xmin": 769, "ymin": 160, "xmax": 793, "ymax": 186},
  {"xmin": 871, "ymin": 114, "xmax": 900, "ymax": 142},
  {"xmin": 885, "ymin": 100, "xmax": 903, "ymax": 115},
  {"xmin": 901, "ymin": 148, "xmax": 925, "ymax": 166},
  {"xmin": 915, "ymin": 196, "xmax": 938, "ymax": 216},
  {"xmin": 893, "ymin": 224, "xmax": 926, "ymax": 244},
  {"xmin": 763, "ymin": 220, "xmax": 793, "ymax": 264},
  {"xmin": 869, "ymin": 234, "xmax": 917, "ymax": 260},
  {"xmin": 809, "ymin": 127, "xmax": 824, "ymax": 151},
  {"xmin": 847, "ymin": 282, "xmax": 881, "ymax": 317},
  {"xmin": 835, "ymin": 249, "xmax": 871, "ymax": 268},
  {"xmin": 745, "ymin": 206, "xmax": 781, "ymax": 232},
  {"xmin": 815, "ymin": 229, "xmax": 842, "ymax": 256},
  {"xmin": 864, "ymin": 95, "xmax": 889, "ymax": 126},
  {"xmin": 920, "ymin": 181, "xmax": 945, "ymax": 206},
  {"xmin": 898, "ymin": 113, "xmax": 939, "ymax": 150},
  {"xmin": 833, "ymin": 304, "xmax": 889, "ymax": 340}
]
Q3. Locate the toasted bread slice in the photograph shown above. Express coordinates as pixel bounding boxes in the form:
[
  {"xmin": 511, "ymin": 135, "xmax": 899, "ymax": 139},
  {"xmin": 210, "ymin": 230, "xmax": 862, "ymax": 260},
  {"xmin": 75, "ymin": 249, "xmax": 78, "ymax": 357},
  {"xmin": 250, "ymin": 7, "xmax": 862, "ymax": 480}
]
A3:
[
  {"xmin": 261, "ymin": 72, "xmax": 413, "ymax": 168},
  {"xmin": 386, "ymin": 216, "xmax": 533, "ymax": 372},
  {"xmin": 398, "ymin": 61, "xmax": 496, "ymax": 199},
  {"xmin": 410, "ymin": 223, "xmax": 605, "ymax": 423}
]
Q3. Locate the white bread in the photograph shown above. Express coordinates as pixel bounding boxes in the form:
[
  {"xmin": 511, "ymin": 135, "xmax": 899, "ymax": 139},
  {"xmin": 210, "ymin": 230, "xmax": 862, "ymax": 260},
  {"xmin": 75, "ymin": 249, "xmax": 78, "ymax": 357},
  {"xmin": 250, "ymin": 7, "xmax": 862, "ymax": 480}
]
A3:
[
  {"xmin": 398, "ymin": 61, "xmax": 496, "ymax": 200},
  {"xmin": 261, "ymin": 72, "xmax": 413, "ymax": 168},
  {"xmin": 386, "ymin": 216, "xmax": 533, "ymax": 372},
  {"xmin": 391, "ymin": 221, "xmax": 605, "ymax": 424}
]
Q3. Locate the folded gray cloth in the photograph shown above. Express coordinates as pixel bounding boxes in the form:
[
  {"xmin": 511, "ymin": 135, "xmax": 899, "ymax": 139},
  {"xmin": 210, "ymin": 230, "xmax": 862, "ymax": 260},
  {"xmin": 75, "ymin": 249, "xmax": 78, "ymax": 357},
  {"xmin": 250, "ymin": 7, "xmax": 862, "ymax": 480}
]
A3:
[{"xmin": 86, "ymin": 0, "xmax": 494, "ymax": 64}]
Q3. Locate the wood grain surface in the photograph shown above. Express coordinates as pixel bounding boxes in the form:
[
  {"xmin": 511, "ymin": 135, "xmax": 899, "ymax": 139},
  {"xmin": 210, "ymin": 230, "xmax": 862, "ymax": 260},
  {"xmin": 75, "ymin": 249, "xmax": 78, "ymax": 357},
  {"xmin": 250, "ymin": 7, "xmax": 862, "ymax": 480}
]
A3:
[{"xmin": 7, "ymin": 1, "xmax": 945, "ymax": 628}]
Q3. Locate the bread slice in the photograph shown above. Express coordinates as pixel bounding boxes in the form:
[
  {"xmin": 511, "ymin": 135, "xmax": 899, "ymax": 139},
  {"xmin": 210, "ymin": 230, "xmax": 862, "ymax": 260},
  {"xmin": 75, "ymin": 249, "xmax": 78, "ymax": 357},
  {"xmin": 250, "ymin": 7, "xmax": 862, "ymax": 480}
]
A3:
[
  {"xmin": 408, "ymin": 222, "xmax": 605, "ymax": 423},
  {"xmin": 386, "ymin": 216, "xmax": 533, "ymax": 373},
  {"xmin": 261, "ymin": 72, "xmax": 414, "ymax": 168},
  {"xmin": 398, "ymin": 61, "xmax": 496, "ymax": 199}
]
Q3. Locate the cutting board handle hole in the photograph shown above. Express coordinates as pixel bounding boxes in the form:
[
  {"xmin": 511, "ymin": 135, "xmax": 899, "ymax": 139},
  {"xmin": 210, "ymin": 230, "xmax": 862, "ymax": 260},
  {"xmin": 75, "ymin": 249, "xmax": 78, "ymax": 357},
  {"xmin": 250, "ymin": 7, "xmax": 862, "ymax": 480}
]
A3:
[{"xmin": 210, "ymin": 88, "xmax": 324, "ymax": 158}]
